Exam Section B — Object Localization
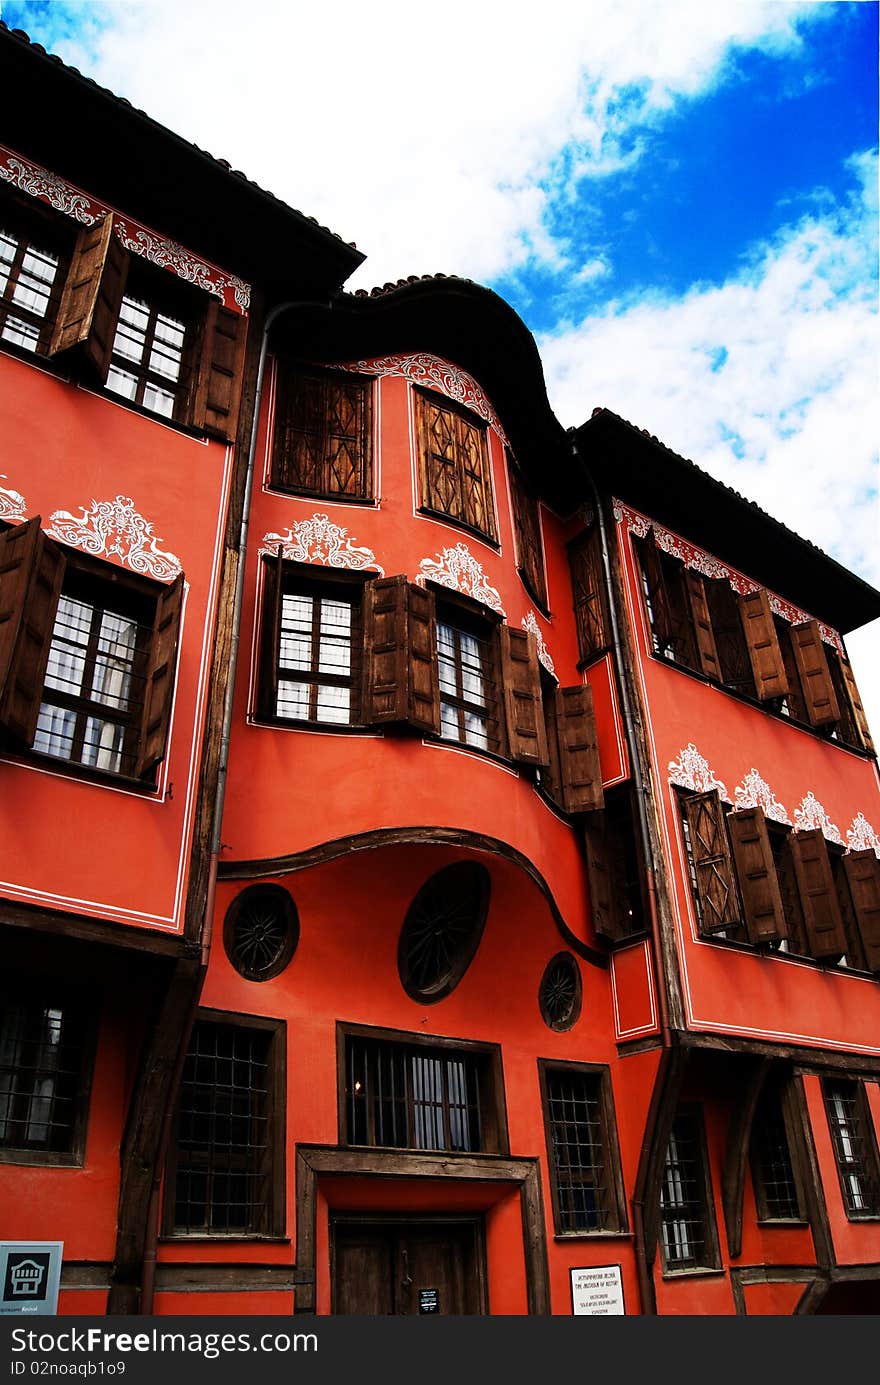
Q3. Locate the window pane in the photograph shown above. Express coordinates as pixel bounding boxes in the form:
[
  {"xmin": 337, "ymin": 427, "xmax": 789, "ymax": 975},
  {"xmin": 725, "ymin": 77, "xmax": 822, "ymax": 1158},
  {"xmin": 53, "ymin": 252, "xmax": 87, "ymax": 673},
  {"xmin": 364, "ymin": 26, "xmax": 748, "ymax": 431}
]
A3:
[{"xmin": 0, "ymin": 992, "xmax": 86, "ymax": 1154}]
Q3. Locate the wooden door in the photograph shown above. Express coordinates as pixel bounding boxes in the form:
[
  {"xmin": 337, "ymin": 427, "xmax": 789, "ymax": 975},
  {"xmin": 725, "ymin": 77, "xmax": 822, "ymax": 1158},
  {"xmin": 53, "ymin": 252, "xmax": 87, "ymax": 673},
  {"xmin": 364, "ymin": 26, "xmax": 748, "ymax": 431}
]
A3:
[{"xmin": 333, "ymin": 1218, "xmax": 485, "ymax": 1315}]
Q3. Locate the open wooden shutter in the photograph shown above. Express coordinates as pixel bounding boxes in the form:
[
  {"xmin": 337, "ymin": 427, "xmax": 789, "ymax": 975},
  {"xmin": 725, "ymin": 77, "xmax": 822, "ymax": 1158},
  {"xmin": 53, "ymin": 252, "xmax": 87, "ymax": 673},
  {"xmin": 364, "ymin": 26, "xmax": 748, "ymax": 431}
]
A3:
[
  {"xmin": 834, "ymin": 648, "xmax": 874, "ymax": 754},
  {"xmin": 684, "ymin": 570, "xmax": 721, "ymax": 679},
  {"xmin": 789, "ymin": 829, "xmax": 847, "ymax": 959},
  {"xmin": 0, "ymin": 517, "xmax": 66, "ymax": 747},
  {"xmin": 191, "ymin": 301, "xmax": 248, "ymax": 443},
  {"xmin": 727, "ymin": 807, "xmax": 788, "ymax": 944},
  {"xmin": 48, "ymin": 213, "xmax": 129, "ymax": 379},
  {"xmin": 500, "ymin": 626, "xmax": 548, "ymax": 767},
  {"xmin": 258, "ymin": 548, "xmax": 284, "ymax": 718},
  {"xmin": 584, "ymin": 813, "xmax": 622, "ymax": 940},
  {"xmin": 637, "ymin": 531, "xmax": 674, "ymax": 652},
  {"xmin": 135, "ymin": 572, "xmax": 184, "ymax": 778},
  {"xmin": 568, "ymin": 526, "xmax": 608, "ymax": 663},
  {"xmin": 843, "ymin": 850, "xmax": 880, "ymax": 973},
  {"xmin": 554, "ymin": 683, "xmax": 602, "ymax": 814},
  {"xmin": 737, "ymin": 590, "xmax": 788, "ymax": 700},
  {"xmin": 683, "ymin": 790, "xmax": 740, "ymax": 934},
  {"xmin": 789, "ymin": 621, "xmax": 839, "ymax": 728},
  {"xmin": 362, "ymin": 576, "xmax": 439, "ymax": 733}
]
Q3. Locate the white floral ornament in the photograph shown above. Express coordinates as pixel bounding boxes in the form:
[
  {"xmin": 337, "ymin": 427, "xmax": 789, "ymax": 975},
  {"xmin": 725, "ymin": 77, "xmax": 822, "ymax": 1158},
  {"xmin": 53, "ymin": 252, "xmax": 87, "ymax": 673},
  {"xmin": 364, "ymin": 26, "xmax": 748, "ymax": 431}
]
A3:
[
  {"xmin": 846, "ymin": 813, "xmax": 880, "ymax": 859},
  {"xmin": 733, "ymin": 769, "xmax": 791, "ymax": 825},
  {"xmin": 333, "ymin": 352, "xmax": 507, "ymax": 443},
  {"xmin": 521, "ymin": 611, "xmax": 555, "ymax": 675},
  {"xmin": 0, "ymin": 151, "xmax": 97, "ymax": 224},
  {"xmin": 417, "ymin": 543, "xmax": 505, "ymax": 615},
  {"xmin": 793, "ymin": 792, "xmax": 844, "ymax": 846},
  {"xmin": 260, "ymin": 514, "xmax": 382, "ymax": 574},
  {"xmin": 0, "ymin": 476, "xmax": 27, "ymax": 522},
  {"xmin": 46, "ymin": 496, "xmax": 182, "ymax": 582},
  {"xmin": 668, "ymin": 743, "xmax": 729, "ymax": 798}
]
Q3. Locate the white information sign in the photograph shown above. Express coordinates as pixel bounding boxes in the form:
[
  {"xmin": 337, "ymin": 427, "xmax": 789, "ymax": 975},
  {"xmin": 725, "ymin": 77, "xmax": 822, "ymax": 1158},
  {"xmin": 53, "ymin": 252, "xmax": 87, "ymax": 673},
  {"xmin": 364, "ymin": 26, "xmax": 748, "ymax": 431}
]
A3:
[
  {"xmin": 0, "ymin": 1242, "xmax": 64, "ymax": 1316},
  {"xmin": 570, "ymin": 1264, "xmax": 625, "ymax": 1316}
]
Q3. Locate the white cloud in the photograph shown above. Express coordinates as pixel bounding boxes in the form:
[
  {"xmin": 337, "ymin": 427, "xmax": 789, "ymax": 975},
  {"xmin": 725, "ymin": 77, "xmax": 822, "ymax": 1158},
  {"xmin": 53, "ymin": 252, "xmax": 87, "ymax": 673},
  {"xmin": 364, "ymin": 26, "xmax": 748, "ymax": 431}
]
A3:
[
  {"xmin": 540, "ymin": 151, "xmax": 880, "ymax": 737},
  {"xmin": 3, "ymin": 0, "xmax": 828, "ymax": 285}
]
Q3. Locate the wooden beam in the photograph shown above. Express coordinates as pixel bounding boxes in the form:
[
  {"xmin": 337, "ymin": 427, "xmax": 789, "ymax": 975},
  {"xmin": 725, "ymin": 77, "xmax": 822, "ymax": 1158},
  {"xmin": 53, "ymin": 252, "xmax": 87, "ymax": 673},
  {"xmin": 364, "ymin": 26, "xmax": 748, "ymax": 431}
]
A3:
[{"xmin": 722, "ymin": 1058, "xmax": 770, "ymax": 1260}]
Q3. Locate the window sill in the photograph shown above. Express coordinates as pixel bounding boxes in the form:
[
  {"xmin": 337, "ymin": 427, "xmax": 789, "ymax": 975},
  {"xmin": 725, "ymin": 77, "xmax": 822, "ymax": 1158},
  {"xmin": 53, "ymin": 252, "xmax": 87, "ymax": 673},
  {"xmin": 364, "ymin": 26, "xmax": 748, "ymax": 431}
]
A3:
[
  {"xmin": 692, "ymin": 928, "xmax": 874, "ymax": 981},
  {"xmin": 1, "ymin": 746, "xmax": 163, "ymax": 795},
  {"xmin": 160, "ymin": 1234, "xmax": 291, "ymax": 1244},
  {"xmin": 646, "ymin": 650, "xmax": 874, "ymax": 759},
  {"xmin": 553, "ymin": 1230, "xmax": 633, "ymax": 1242},
  {"xmin": 249, "ymin": 713, "xmax": 377, "ymax": 737},
  {"xmin": 755, "ymin": 1218, "xmax": 810, "ymax": 1228},
  {"xmin": 842, "ymin": 1213, "xmax": 880, "ymax": 1223},
  {"xmin": 264, "ymin": 481, "xmax": 377, "ymax": 507},
  {"xmin": 0, "ymin": 1149, "xmax": 83, "ymax": 1168},
  {"xmin": 84, "ymin": 382, "xmax": 207, "ymax": 440},
  {"xmin": 660, "ymin": 1266, "xmax": 725, "ymax": 1280},
  {"xmin": 416, "ymin": 505, "xmax": 500, "ymax": 553}
]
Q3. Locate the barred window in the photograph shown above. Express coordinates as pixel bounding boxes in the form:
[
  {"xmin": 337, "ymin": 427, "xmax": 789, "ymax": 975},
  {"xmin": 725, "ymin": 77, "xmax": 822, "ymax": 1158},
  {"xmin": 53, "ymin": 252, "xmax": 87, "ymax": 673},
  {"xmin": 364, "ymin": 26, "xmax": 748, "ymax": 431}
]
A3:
[
  {"xmin": 0, "ymin": 984, "xmax": 92, "ymax": 1163},
  {"xmin": 659, "ymin": 1108, "xmax": 720, "ymax": 1272},
  {"xmin": 822, "ymin": 1078, "xmax": 880, "ymax": 1219},
  {"xmin": 166, "ymin": 1016, "xmax": 284, "ymax": 1236},
  {"xmin": 342, "ymin": 1028, "xmax": 506, "ymax": 1154},
  {"xmin": 540, "ymin": 1062, "xmax": 627, "ymax": 1235},
  {"xmin": 750, "ymin": 1079, "xmax": 804, "ymax": 1222}
]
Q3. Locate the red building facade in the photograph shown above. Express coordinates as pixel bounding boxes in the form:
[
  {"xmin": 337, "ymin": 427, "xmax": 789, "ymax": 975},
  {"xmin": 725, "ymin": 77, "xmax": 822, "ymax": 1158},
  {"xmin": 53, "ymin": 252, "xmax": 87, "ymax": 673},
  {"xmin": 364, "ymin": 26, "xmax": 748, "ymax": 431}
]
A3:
[{"xmin": 2, "ymin": 24, "xmax": 879, "ymax": 1316}]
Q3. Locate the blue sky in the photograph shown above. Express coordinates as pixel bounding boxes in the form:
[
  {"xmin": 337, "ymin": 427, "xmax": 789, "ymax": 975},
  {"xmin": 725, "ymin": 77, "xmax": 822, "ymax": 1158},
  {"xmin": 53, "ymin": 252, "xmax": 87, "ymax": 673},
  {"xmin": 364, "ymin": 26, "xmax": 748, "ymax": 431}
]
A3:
[{"xmin": 1, "ymin": 0, "xmax": 878, "ymax": 725}]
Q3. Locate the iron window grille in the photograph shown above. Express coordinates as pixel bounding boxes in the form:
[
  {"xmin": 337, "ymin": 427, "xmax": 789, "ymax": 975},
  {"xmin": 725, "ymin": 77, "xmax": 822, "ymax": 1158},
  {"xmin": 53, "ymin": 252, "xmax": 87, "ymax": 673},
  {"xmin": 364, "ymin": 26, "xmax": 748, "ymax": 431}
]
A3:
[
  {"xmin": 659, "ymin": 1107, "xmax": 720, "ymax": 1272},
  {"xmin": 166, "ymin": 1016, "xmax": 284, "ymax": 1237},
  {"xmin": 0, "ymin": 984, "xmax": 92, "ymax": 1163},
  {"xmin": 750, "ymin": 1079, "xmax": 804, "ymax": 1222},
  {"xmin": 822, "ymin": 1078, "xmax": 880, "ymax": 1219},
  {"xmin": 540, "ymin": 1061, "xmax": 627, "ymax": 1235},
  {"xmin": 343, "ymin": 1033, "xmax": 493, "ymax": 1154},
  {"xmin": 271, "ymin": 362, "xmax": 373, "ymax": 501},
  {"xmin": 436, "ymin": 609, "xmax": 503, "ymax": 755}
]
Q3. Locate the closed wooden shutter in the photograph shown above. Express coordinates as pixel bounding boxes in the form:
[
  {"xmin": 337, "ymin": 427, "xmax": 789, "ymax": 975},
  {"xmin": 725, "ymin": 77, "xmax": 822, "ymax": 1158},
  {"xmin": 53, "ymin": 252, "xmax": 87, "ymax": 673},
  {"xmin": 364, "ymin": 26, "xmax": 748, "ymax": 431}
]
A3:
[
  {"xmin": 416, "ymin": 390, "xmax": 496, "ymax": 541},
  {"xmin": 258, "ymin": 549, "xmax": 284, "ymax": 717},
  {"xmin": 568, "ymin": 526, "xmax": 608, "ymax": 663},
  {"xmin": 789, "ymin": 829, "xmax": 847, "ymax": 959},
  {"xmin": 728, "ymin": 807, "xmax": 788, "ymax": 944},
  {"xmin": 272, "ymin": 365, "xmax": 372, "ymax": 498},
  {"xmin": 192, "ymin": 302, "xmax": 247, "ymax": 443},
  {"xmin": 584, "ymin": 813, "xmax": 622, "ymax": 940},
  {"xmin": 843, "ymin": 850, "xmax": 880, "ymax": 973},
  {"xmin": 508, "ymin": 458, "xmax": 547, "ymax": 608},
  {"xmin": 737, "ymin": 590, "xmax": 788, "ymax": 700},
  {"xmin": 683, "ymin": 790, "xmax": 740, "ymax": 934},
  {"xmin": 500, "ymin": 626, "xmax": 548, "ymax": 767},
  {"xmin": 48, "ymin": 213, "xmax": 129, "ymax": 379},
  {"xmin": 684, "ymin": 570, "xmax": 721, "ymax": 679},
  {"xmin": 554, "ymin": 683, "xmax": 602, "ymax": 814},
  {"xmin": 0, "ymin": 517, "xmax": 66, "ymax": 747},
  {"xmin": 834, "ymin": 649, "xmax": 874, "ymax": 753},
  {"xmin": 362, "ymin": 576, "xmax": 439, "ymax": 733},
  {"xmin": 789, "ymin": 621, "xmax": 839, "ymax": 727},
  {"xmin": 135, "ymin": 572, "xmax": 184, "ymax": 778}
]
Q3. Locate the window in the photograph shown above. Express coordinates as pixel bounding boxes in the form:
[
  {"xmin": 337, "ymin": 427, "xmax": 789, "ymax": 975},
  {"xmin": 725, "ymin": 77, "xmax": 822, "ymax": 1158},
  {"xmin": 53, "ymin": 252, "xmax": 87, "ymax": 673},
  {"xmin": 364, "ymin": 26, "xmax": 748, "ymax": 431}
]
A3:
[
  {"xmin": 822, "ymin": 1078, "xmax": 880, "ymax": 1219},
  {"xmin": 271, "ymin": 361, "xmax": 372, "ymax": 500},
  {"xmin": 659, "ymin": 1107, "xmax": 720, "ymax": 1272},
  {"xmin": 0, "ymin": 195, "xmax": 66, "ymax": 354},
  {"xmin": 584, "ymin": 785, "xmax": 645, "ymax": 940},
  {"xmin": 568, "ymin": 524, "xmax": 609, "ymax": 665},
  {"xmin": 223, "ymin": 884, "xmax": 299, "ymax": 982},
  {"xmin": 165, "ymin": 1014, "xmax": 285, "ymax": 1236},
  {"xmin": 507, "ymin": 454, "xmax": 547, "ymax": 608},
  {"xmin": 0, "ymin": 981, "xmax": 93, "ymax": 1164},
  {"xmin": 437, "ymin": 604, "xmax": 503, "ymax": 754},
  {"xmin": 634, "ymin": 532, "xmax": 696, "ymax": 669},
  {"xmin": 0, "ymin": 518, "xmax": 182, "ymax": 782},
  {"xmin": 538, "ymin": 953, "xmax": 582, "ymax": 1032},
  {"xmin": 750, "ymin": 1077, "xmax": 804, "ymax": 1222},
  {"xmin": 415, "ymin": 388, "xmax": 497, "ymax": 542},
  {"xmin": 105, "ymin": 266, "xmax": 197, "ymax": 422},
  {"xmin": 539, "ymin": 1061, "xmax": 627, "ymax": 1235},
  {"xmin": 398, "ymin": 862, "xmax": 490, "ymax": 1003},
  {"xmin": 341, "ymin": 1025, "xmax": 507, "ymax": 1154}
]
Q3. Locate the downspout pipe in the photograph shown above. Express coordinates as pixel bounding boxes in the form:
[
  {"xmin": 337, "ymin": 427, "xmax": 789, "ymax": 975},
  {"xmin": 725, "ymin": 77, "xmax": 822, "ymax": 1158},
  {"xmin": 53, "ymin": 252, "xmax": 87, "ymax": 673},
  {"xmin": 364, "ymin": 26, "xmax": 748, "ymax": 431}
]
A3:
[
  {"xmin": 568, "ymin": 433, "xmax": 673, "ymax": 1315},
  {"xmin": 139, "ymin": 298, "xmax": 323, "ymax": 1314}
]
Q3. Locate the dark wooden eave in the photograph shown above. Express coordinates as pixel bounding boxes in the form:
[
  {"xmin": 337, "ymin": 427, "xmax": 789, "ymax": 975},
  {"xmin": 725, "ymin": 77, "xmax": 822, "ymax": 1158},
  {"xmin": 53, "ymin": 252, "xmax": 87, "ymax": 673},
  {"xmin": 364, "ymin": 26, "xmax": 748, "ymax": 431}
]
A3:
[
  {"xmin": 576, "ymin": 408, "xmax": 880, "ymax": 635},
  {"xmin": 271, "ymin": 277, "xmax": 574, "ymax": 513},
  {"xmin": 0, "ymin": 23, "xmax": 363, "ymax": 300}
]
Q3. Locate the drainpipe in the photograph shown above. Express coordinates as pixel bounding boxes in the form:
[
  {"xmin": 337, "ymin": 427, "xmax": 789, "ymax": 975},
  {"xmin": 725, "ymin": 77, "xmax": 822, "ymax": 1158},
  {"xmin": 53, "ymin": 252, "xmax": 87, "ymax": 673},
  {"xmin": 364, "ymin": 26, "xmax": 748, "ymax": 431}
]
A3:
[
  {"xmin": 568, "ymin": 433, "xmax": 673, "ymax": 1314},
  {"xmin": 138, "ymin": 298, "xmax": 320, "ymax": 1314}
]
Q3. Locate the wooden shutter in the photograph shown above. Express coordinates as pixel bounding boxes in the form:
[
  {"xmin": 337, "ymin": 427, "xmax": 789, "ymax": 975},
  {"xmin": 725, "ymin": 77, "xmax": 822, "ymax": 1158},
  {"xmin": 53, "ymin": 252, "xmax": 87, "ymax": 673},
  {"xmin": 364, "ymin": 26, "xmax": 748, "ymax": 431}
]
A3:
[
  {"xmin": 258, "ymin": 548, "xmax": 284, "ymax": 717},
  {"xmin": 508, "ymin": 459, "xmax": 547, "ymax": 608},
  {"xmin": 684, "ymin": 570, "xmax": 721, "ymax": 679},
  {"xmin": 834, "ymin": 648, "xmax": 875, "ymax": 753},
  {"xmin": 568, "ymin": 527, "xmax": 608, "ymax": 663},
  {"xmin": 584, "ymin": 812, "xmax": 622, "ymax": 940},
  {"xmin": 362, "ymin": 576, "xmax": 439, "ymax": 734},
  {"xmin": 788, "ymin": 621, "xmax": 839, "ymax": 728},
  {"xmin": 727, "ymin": 808, "xmax": 788, "ymax": 945},
  {"xmin": 789, "ymin": 829, "xmax": 847, "ymax": 959},
  {"xmin": 554, "ymin": 683, "xmax": 603, "ymax": 814},
  {"xmin": 843, "ymin": 850, "xmax": 880, "ymax": 973},
  {"xmin": 637, "ymin": 531, "xmax": 674, "ymax": 653},
  {"xmin": 416, "ymin": 390, "xmax": 496, "ymax": 541},
  {"xmin": 683, "ymin": 791, "xmax": 740, "ymax": 934},
  {"xmin": 737, "ymin": 590, "xmax": 788, "ymax": 700},
  {"xmin": 500, "ymin": 626, "xmax": 548, "ymax": 767},
  {"xmin": 48, "ymin": 213, "xmax": 129, "ymax": 379},
  {"xmin": 0, "ymin": 517, "xmax": 66, "ymax": 747},
  {"xmin": 135, "ymin": 573, "xmax": 184, "ymax": 778},
  {"xmin": 191, "ymin": 301, "xmax": 247, "ymax": 443}
]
